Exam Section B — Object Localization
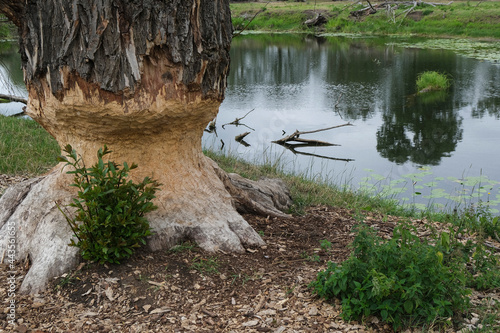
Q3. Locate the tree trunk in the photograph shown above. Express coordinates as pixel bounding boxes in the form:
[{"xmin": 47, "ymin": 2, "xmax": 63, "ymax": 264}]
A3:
[{"xmin": 0, "ymin": 0, "xmax": 290, "ymax": 294}]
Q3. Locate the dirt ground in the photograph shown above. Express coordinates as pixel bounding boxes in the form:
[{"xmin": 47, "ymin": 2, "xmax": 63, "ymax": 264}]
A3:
[{"xmin": 1, "ymin": 202, "xmax": 499, "ymax": 332}]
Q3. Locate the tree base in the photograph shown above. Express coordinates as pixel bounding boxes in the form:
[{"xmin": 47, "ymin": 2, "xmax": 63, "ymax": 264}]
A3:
[{"xmin": 0, "ymin": 158, "xmax": 291, "ymax": 294}]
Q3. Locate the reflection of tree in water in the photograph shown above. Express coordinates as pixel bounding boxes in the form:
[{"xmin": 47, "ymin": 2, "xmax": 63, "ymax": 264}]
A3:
[
  {"xmin": 471, "ymin": 99, "xmax": 500, "ymax": 119},
  {"xmin": 377, "ymin": 98, "xmax": 463, "ymax": 165},
  {"xmin": 0, "ymin": 41, "xmax": 26, "ymax": 95}
]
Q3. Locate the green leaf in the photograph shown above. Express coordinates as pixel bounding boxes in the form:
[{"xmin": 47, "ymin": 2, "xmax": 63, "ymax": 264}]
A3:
[{"xmin": 403, "ymin": 300, "xmax": 413, "ymax": 314}]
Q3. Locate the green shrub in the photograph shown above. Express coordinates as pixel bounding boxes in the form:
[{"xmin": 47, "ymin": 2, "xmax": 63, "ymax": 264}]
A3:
[
  {"xmin": 416, "ymin": 71, "xmax": 451, "ymax": 93},
  {"xmin": 310, "ymin": 223, "xmax": 470, "ymax": 330},
  {"xmin": 58, "ymin": 144, "xmax": 160, "ymax": 264}
]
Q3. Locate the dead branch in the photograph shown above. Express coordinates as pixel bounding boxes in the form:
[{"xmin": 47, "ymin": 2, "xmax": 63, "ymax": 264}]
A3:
[
  {"xmin": 398, "ymin": 1, "xmax": 418, "ymax": 26},
  {"xmin": 204, "ymin": 119, "xmax": 217, "ymax": 135},
  {"xmin": 235, "ymin": 132, "xmax": 251, "ymax": 142},
  {"xmin": 304, "ymin": 13, "xmax": 327, "ymax": 27},
  {"xmin": 273, "ymin": 123, "xmax": 353, "ymax": 145},
  {"xmin": 233, "ymin": 1, "xmax": 272, "ymax": 38},
  {"xmin": 351, "ymin": 1, "xmax": 453, "ymax": 20},
  {"xmin": 366, "ymin": 0, "xmax": 377, "ymax": 12},
  {"xmin": 0, "ymin": 93, "xmax": 27, "ymax": 104},
  {"xmin": 222, "ymin": 109, "xmax": 255, "ymax": 131}
]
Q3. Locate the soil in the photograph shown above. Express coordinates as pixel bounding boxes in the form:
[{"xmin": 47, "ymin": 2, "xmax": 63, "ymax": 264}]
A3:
[{"xmin": 1, "ymin": 187, "xmax": 499, "ymax": 332}]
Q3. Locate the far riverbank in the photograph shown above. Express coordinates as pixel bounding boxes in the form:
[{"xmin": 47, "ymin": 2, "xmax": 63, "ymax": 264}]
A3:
[{"xmin": 230, "ymin": 1, "xmax": 500, "ymax": 40}]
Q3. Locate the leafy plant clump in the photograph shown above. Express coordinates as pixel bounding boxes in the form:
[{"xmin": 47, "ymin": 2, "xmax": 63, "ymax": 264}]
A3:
[
  {"xmin": 416, "ymin": 71, "xmax": 451, "ymax": 93},
  {"xmin": 58, "ymin": 145, "xmax": 161, "ymax": 264},
  {"xmin": 310, "ymin": 223, "xmax": 470, "ymax": 330}
]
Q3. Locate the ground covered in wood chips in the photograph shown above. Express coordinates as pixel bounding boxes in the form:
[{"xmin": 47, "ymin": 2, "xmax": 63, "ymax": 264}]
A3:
[{"xmin": 1, "ymin": 206, "xmax": 499, "ymax": 332}]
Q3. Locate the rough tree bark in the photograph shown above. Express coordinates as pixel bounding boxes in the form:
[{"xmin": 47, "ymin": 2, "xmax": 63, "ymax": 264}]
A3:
[{"xmin": 0, "ymin": 0, "xmax": 290, "ymax": 294}]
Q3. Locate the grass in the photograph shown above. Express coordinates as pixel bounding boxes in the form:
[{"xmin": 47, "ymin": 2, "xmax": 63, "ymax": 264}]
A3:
[
  {"xmin": 416, "ymin": 71, "xmax": 451, "ymax": 92},
  {"xmin": 204, "ymin": 149, "xmax": 411, "ymax": 217},
  {"xmin": 0, "ymin": 115, "xmax": 60, "ymax": 175},
  {"xmin": 230, "ymin": 1, "xmax": 500, "ymax": 39},
  {"xmin": 189, "ymin": 256, "xmax": 219, "ymax": 275}
]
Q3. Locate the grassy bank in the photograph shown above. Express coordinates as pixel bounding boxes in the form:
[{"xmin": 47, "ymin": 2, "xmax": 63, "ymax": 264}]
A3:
[
  {"xmin": 231, "ymin": 1, "xmax": 500, "ymax": 40},
  {"xmin": 0, "ymin": 115, "xmax": 60, "ymax": 175}
]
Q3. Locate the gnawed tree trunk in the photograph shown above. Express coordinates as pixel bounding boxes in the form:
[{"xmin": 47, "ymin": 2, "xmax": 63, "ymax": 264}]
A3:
[{"xmin": 0, "ymin": 0, "xmax": 290, "ymax": 294}]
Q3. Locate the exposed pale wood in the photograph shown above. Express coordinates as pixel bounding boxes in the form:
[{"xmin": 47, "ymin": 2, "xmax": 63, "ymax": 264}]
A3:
[
  {"xmin": 304, "ymin": 14, "xmax": 327, "ymax": 27},
  {"xmin": 210, "ymin": 159, "xmax": 292, "ymax": 219}
]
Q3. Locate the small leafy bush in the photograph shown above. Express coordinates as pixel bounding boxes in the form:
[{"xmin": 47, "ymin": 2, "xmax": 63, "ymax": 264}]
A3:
[
  {"xmin": 58, "ymin": 145, "xmax": 160, "ymax": 264},
  {"xmin": 310, "ymin": 222, "xmax": 470, "ymax": 330}
]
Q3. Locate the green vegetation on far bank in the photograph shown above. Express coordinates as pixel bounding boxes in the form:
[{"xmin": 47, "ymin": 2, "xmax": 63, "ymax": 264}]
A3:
[{"xmin": 231, "ymin": 1, "xmax": 500, "ymax": 40}]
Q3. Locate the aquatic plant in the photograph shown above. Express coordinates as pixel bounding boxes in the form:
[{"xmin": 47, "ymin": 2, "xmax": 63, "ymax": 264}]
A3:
[{"xmin": 416, "ymin": 71, "xmax": 450, "ymax": 93}]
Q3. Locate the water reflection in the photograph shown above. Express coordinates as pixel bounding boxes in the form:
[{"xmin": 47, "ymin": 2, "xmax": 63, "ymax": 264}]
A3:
[
  {"xmin": 0, "ymin": 41, "xmax": 27, "ymax": 116},
  {"xmin": 216, "ymin": 33, "xmax": 500, "ymax": 211}
]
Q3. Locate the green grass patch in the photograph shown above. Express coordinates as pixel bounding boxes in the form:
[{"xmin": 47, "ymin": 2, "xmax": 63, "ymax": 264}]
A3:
[
  {"xmin": 204, "ymin": 149, "xmax": 409, "ymax": 217},
  {"xmin": 416, "ymin": 71, "xmax": 451, "ymax": 92},
  {"xmin": 230, "ymin": 1, "xmax": 500, "ymax": 39},
  {"xmin": 0, "ymin": 115, "xmax": 59, "ymax": 175}
]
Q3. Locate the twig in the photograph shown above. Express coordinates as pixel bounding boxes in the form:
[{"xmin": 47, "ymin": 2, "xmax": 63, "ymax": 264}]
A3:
[
  {"xmin": 222, "ymin": 109, "xmax": 256, "ymax": 131},
  {"xmin": 484, "ymin": 241, "xmax": 500, "ymax": 252},
  {"xmin": 366, "ymin": 0, "xmax": 377, "ymax": 12},
  {"xmin": 233, "ymin": 1, "xmax": 272, "ymax": 38}
]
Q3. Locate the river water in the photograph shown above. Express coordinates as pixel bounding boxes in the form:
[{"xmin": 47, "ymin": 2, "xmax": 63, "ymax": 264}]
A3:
[
  {"xmin": 1, "ymin": 36, "xmax": 499, "ymax": 213},
  {"xmin": 203, "ymin": 34, "xmax": 500, "ymax": 213}
]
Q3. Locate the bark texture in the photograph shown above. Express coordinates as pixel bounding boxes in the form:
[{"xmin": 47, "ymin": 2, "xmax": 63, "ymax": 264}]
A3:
[{"xmin": 0, "ymin": 1, "xmax": 290, "ymax": 294}]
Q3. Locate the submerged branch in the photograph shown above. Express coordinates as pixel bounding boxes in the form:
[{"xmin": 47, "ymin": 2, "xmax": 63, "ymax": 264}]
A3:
[{"xmin": 0, "ymin": 93, "xmax": 27, "ymax": 104}]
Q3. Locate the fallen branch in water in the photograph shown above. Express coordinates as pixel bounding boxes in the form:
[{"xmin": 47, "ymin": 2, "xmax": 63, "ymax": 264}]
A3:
[
  {"xmin": 235, "ymin": 132, "xmax": 251, "ymax": 147},
  {"xmin": 235, "ymin": 132, "xmax": 251, "ymax": 142},
  {"xmin": 272, "ymin": 123, "xmax": 353, "ymax": 145},
  {"xmin": 0, "ymin": 93, "xmax": 27, "ymax": 104},
  {"xmin": 222, "ymin": 109, "xmax": 255, "ymax": 131}
]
